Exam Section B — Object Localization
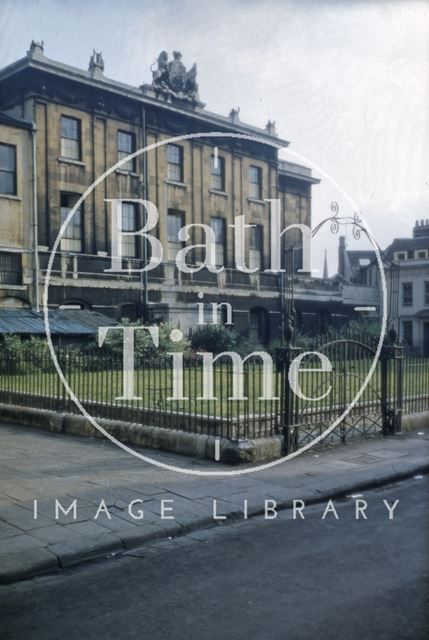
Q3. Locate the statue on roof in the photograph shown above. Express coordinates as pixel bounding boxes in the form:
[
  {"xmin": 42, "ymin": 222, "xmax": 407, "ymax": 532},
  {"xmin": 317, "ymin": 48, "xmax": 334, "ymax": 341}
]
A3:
[
  {"xmin": 27, "ymin": 40, "xmax": 44, "ymax": 56},
  {"xmin": 149, "ymin": 51, "xmax": 204, "ymax": 108},
  {"xmin": 88, "ymin": 50, "xmax": 105, "ymax": 75}
]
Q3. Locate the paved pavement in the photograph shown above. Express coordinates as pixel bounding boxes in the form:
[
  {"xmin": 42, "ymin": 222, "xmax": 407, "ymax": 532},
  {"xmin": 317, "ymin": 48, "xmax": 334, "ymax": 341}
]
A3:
[
  {"xmin": 0, "ymin": 421, "xmax": 428, "ymax": 584},
  {"xmin": 1, "ymin": 478, "xmax": 428, "ymax": 640}
]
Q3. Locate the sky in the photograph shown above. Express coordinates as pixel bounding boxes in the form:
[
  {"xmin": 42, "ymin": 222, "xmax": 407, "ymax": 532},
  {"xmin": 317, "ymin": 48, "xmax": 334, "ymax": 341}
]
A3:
[{"xmin": 1, "ymin": 0, "xmax": 428, "ymax": 274}]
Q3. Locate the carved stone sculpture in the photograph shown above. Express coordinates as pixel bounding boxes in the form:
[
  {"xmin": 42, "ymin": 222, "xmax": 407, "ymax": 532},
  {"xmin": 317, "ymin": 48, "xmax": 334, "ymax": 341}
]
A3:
[
  {"xmin": 89, "ymin": 50, "xmax": 105, "ymax": 76},
  {"xmin": 27, "ymin": 40, "xmax": 44, "ymax": 56},
  {"xmin": 148, "ymin": 51, "xmax": 204, "ymax": 108}
]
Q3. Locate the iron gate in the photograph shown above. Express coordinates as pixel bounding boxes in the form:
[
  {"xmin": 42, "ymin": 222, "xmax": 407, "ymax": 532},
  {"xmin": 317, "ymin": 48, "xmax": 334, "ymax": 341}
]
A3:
[{"xmin": 277, "ymin": 334, "xmax": 404, "ymax": 454}]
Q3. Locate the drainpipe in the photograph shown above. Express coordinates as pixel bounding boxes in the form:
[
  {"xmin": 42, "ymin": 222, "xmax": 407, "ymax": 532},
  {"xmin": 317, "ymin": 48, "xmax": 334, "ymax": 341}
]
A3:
[
  {"xmin": 31, "ymin": 122, "xmax": 41, "ymax": 312},
  {"xmin": 141, "ymin": 107, "xmax": 149, "ymax": 324}
]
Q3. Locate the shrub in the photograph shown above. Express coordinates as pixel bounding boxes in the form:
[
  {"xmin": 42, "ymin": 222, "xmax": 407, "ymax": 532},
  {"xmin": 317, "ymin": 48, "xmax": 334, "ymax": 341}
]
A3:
[
  {"xmin": 98, "ymin": 320, "xmax": 188, "ymax": 368},
  {"xmin": 190, "ymin": 324, "xmax": 265, "ymax": 356},
  {"xmin": 190, "ymin": 324, "xmax": 238, "ymax": 354}
]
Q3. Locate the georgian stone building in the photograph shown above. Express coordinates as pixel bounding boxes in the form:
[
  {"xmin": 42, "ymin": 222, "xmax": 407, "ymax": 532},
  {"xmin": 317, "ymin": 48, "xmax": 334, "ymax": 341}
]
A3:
[{"xmin": 0, "ymin": 41, "xmax": 355, "ymax": 342}]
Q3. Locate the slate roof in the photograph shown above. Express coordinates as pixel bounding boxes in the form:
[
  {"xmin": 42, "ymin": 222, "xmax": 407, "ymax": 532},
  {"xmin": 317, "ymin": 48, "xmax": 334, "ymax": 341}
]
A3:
[
  {"xmin": 385, "ymin": 237, "xmax": 429, "ymax": 259},
  {"xmin": 0, "ymin": 309, "xmax": 117, "ymax": 336},
  {"xmin": 0, "ymin": 110, "xmax": 33, "ymax": 130},
  {"xmin": 347, "ymin": 250, "xmax": 377, "ymax": 271}
]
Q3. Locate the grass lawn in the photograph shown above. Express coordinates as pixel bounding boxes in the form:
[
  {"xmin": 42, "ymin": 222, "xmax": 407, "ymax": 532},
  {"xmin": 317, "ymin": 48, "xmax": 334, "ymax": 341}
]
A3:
[{"xmin": 1, "ymin": 358, "xmax": 428, "ymax": 418}]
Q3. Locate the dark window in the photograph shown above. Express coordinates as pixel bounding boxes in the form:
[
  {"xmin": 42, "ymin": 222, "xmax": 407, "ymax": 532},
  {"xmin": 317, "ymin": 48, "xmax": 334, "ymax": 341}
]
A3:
[
  {"xmin": 167, "ymin": 211, "xmax": 184, "ymax": 261},
  {"xmin": 402, "ymin": 321, "xmax": 413, "ymax": 346},
  {"xmin": 425, "ymin": 281, "xmax": 429, "ymax": 306},
  {"xmin": 60, "ymin": 116, "xmax": 81, "ymax": 160},
  {"xmin": 402, "ymin": 282, "xmax": 413, "ymax": 306},
  {"xmin": 60, "ymin": 193, "xmax": 83, "ymax": 253},
  {"xmin": 121, "ymin": 202, "xmax": 138, "ymax": 258},
  {"xmin": 211, "ymin": 155, "xmax": 225, "ymax": 191},
  {"xmin": 249, "ymin": 308, "xmax": 268, "ymax": 344},
  {"xmin": 249, "ymin": 224, "xmax": 263, "ymax": 270},
  {"xmin": 0, "ymin": 251, "xmax": 21, "ymax": 284},
  {"xmin": 0, "ymin": 143, "xmax": 16, "ymax": 195},
  {"xmin": 120, "ymin": 303, "xmax": 139, "ymax": 322},
  {"xmin": 249, "ymin": 165, "xmax": 262, "ymax": 199},
  {"xmin": 117, "ymin": 131, "xmax": 136, "ymax": 172},
  {"xmin": 211, "ymin": 217, "xmax": 226, "ymax": 267},
  {"xmin": 167, "ymin": 144, "xmax": 183, "ymax": 182}
]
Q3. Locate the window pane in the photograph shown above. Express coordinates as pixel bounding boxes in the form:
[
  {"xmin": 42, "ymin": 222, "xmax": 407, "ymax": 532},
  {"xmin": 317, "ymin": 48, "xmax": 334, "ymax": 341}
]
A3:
[
  {"xmin": 167, "ymin": 213, "xmax": 183, "ymax": 261},
  {"xmin": 0, "ymin": 144, "xmax": 16, "ymax": 195},
  {"xmin": 211, "ymin": 217, "xmax": 225, "ymax": 267},
  {"xmin": 167, "ymin": 144, "xmax": 180, "ymax": 164},
  {"xmin": 61, "ymin": 137, "xmax": 80, "ymax": 160},
  {"xmin": 118, "ymin": 132, "xmax": 135, "ymax": 171},
  {"xmin": 118, "ymin": 132, "xmax": 133, "ymax": 153},
  {"xmin": 402, "ymin": 283, "xmax": 413, "ymax": 306},
  {"xmin": 60, "ymin": 194, "xmax": 82, "ymax": 253},
  {"xmin": 120, "ymin": 203, "xmax": 137, "ymax": 257},
  {"xmin": 211, "ymin": 217, "xmax": 225, "ymax": 242},
  {"xmin": 250, "ymin": 225, "xmax": 263, "ymax": 249},
  {"xmin": 167, "ymin": 145, "xmax": 183, "ymax": 181},
  {"xmin": 0, "ymin": 144, "xmax": 15, "ymax": 171},
  {"xmin": 249, "ymin": 165, "xmax": 262, "ymax": 198},
  {"xmin": 168, "ymin": 163, "xmax": 182, "ymax": 181},
  {"xmin": 118, "ymin": 152, "xmax": 134, "ymax": 172},
  {"xmin": 167, "ymin": 213, "xmax": 183, "ymax": 241},
  {"xmin": 402, "ymin": 321, "xmax": 413, "ymax": 346},
  {"xmin": 249, "ymin": 314, "xmax": 259, "ymax": 340},
  {"xmin": 0, "ymin": 170, "xmax": 15, "ymax": 195},
  {"xmin": 249, "ymin": 249, "xmax": 262, "ymax": 270},
  {"xmin": 60, "ymin": 117, "xmax": 79, "ymax": 140},
  {"xmin": 211, "ymin": 156, "xmax": 225, "ymax": 191},
  {"xmin": 215, "ymin": 243, "xmax": 224, "ymax": 267},
  {"xmin": 60, "ymin": 117, "xmax": 80, "ymax": 159}
]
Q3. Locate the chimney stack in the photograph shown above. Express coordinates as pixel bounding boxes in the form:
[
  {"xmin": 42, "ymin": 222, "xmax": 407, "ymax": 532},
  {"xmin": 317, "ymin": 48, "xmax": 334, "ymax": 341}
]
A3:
[{"xmin": 413, "ymin": 219, "xmax": 429, "ymax": 238}]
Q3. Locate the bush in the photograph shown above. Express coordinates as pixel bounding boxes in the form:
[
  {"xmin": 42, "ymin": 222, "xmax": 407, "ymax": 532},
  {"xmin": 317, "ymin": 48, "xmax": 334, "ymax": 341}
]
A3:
[
  {"xmin": 190, "ymin": 324, "xmax": 265, "ymax": 356},
  {"xmin": 98, "ymin": 320, "xmax": 188, "ymax": 368},
  {"xmin": 190, "ymin": 324, "xmax": 238, "ymax": 354},
  {"xmin": 0, "ymin": 335, "xmax": 54, "ymax": 374}
]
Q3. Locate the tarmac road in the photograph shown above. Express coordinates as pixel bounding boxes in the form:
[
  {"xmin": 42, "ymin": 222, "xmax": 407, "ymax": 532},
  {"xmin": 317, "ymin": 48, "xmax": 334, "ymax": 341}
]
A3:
[{"xmin": 1, "ymin": 476, "xmax": 428, "ymax": 640}]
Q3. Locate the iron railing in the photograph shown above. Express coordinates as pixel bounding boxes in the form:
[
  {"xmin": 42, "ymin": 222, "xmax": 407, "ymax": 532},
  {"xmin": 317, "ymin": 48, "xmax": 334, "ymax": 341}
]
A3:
[{"xmin": 0, "ymin": 334, "xmax": 428, "ymax": 446}]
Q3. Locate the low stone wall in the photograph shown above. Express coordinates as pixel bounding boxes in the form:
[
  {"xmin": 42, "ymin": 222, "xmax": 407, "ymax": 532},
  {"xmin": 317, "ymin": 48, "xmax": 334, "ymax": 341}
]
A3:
[{"xmin": 0, "ymin": 402, "xmax": 427, "ymax": 464}]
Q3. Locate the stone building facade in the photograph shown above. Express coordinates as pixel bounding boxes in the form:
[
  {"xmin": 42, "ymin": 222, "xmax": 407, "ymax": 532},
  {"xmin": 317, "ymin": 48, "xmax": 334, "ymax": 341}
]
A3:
[{"xmin": 0, "ymin": 42, "xmax": 355, "ymax": 342}]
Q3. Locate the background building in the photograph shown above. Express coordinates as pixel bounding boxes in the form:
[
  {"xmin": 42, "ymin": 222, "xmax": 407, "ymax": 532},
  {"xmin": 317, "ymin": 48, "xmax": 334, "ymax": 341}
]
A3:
[{"xmin": 338, "ymin": 220, "xmax": 429, "ymax": 355}]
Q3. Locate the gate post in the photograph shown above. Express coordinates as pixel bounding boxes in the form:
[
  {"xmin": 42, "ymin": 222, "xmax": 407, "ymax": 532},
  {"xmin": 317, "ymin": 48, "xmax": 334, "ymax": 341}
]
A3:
[
  {"xmin": 276, "ymin": 321, "xmax": 301, "ymax": 455},
  {"xmin": 394, "ymin": 340, "xmax": 404, "ymax": 433},
  {"xmin": 381, "ymin": 326, "xmax": 404, "ymax": 435}
]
